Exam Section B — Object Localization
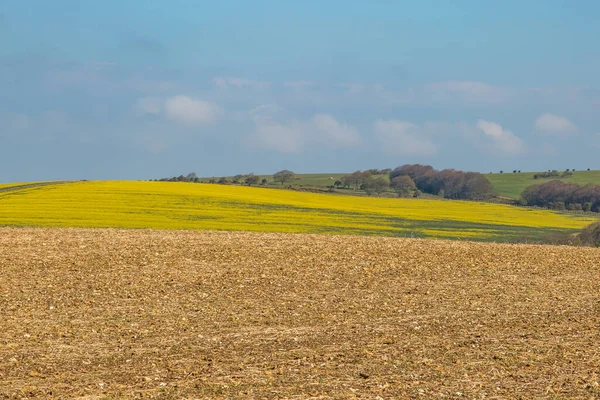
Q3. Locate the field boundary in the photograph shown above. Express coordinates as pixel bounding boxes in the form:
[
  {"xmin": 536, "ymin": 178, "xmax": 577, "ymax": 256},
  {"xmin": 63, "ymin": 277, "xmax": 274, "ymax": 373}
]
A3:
[{"xmin": 0, "ymin": 181, "xmax": 74, "ymax": 194}]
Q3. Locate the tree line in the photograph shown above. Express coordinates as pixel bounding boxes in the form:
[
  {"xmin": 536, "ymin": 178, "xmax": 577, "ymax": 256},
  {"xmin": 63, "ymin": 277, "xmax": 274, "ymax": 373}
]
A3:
[
  {"xmin": 159, "ymin": 166, "xmax": 496, "ymax": 201},
  {"xmin": 388, "ymin": 164, "xmax": 496, "ymax": 200},
  {"xmin": 336, "ymin": 170, "xmax": 415, "ymax": 197},
  {"xmin": 335, "ymin": 165, "xmax": 496, "ymax": 200},
  {"xmin": 157, "ymin": 170, "xmax": 298, "ymax": 186},
  {"xmin": 521, "ymin": 180, "xmax": 600, "ymax": 212},
  {"xmin": 225, "ymin": 170, "xmax": 296, "ymax": 186},
  {"xmin": 157, "ymin": 172, "xmax": 201, "ymax": 183},
  {"xmin": 533, "ymin": 170, "xmax": 573, "ymax": 180}
]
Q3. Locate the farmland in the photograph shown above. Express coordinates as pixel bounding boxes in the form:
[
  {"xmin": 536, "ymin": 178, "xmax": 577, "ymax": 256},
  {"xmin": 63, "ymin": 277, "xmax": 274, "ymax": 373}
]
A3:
[
  {"xmin": 0, "ymin": 183, "xmax": 35, "ymax": 190},
  {"xmin": 486, "ymin": 170, "xmax": 600, "ymax": 199},
  {"xmin": 1, "ymin": 228, "xmax": 599, "ymax": 398},
  {"xmin": 0, "ymin": 180, "xmax": 597, "ymax": 242}
]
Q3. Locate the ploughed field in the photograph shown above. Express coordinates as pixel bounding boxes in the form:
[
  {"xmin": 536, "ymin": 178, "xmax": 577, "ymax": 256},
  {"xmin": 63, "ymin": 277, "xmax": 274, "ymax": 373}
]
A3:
[{"xmin": 1, "ymin": 228, "xmax": 599, "ymax": 399}]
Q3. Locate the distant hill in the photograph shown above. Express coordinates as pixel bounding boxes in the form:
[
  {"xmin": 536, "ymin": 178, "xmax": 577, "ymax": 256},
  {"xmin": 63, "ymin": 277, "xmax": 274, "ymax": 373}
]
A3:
[
  {"xmin": 201, "ymin": 170, "xmax": 600, "ymax": 200},
  {"xmin": 486, "ymin": 170, "xmax": 600, "ymax": 199}
]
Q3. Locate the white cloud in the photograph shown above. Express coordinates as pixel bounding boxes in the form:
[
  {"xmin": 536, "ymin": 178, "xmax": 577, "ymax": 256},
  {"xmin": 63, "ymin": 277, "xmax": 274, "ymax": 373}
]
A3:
[
  {"xmin": 312, "ymin": 114, "xmax": 361, "ymax": 147},
  {"xmin": 249, "ymin": 105, "xmax": 361, "ymax": 152},
  {"xmin": 373, "ymin": 119, "xmax": 437, "ymax": 156},
  {"xmin": 476, "ymin": 120, "xmax": 525, "ymax": 155},
  {"xmin": 164, "ymin": 95, "xmax": 220, "ymax": 125},
  {"xmin": 534, "ymin": 113, "xmax": 577, "ymax": 135},
  {"xmin": 213, "ymin": 77, "xmax": 271, "ymax": 90},
  {"xmin": 134, "ymin": 95, "xmax": 220, "ymax": 125}
]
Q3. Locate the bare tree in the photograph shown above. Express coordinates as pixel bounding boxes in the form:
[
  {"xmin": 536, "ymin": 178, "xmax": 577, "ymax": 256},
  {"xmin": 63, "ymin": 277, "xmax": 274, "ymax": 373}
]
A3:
[
  {"xmin": 232, "ymin": 174, "xmax": 244, "ymax": 184},
  {"xmin": 390, "ymin": 175, "xmax": 416, "ymax": 197},
  {"xmin": 273, "ymin": 170, "xmax": 296, "ymax": 185},
  {"xmin": 244, "ymin": 174, "xmax": 260, "ymax": 185},
  {"xmin": 349, "ymin": 170, "xmax": 372, "ymax": 190},
  {"xmin": 363, "ymin": 177, "xmax": 389, "ymax": 196}
]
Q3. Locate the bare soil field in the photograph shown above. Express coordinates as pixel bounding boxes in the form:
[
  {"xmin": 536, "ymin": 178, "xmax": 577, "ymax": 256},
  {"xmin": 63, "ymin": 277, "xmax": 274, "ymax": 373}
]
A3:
[{"xmin": 1, "ymin": 228, "xmax": 599, "ymax": 399}]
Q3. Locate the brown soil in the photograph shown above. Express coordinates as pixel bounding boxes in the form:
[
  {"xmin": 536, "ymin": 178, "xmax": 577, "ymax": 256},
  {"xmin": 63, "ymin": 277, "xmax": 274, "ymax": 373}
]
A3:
[{"xmin": 1, "ymin": 228, "xmax": 599, "ymax": 399}]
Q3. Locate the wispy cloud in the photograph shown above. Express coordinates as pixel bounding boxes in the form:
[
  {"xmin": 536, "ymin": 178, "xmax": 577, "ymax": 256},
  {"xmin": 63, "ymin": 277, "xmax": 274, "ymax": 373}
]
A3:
[
  {"xmin": 213, "ymin": 77, "xmax": 271, "ymax": 90},
  {"xmin": 338, "ymin": 83, "xmax": 387, "ymax": 95},
  {"xmin": 534, "ymin": 113, "xmax": 577, "ymax": 136},
  {"xmin": 476, "ymin": 120, "xmax": 525, "ymax": 155},
  {"xmin": 283, "ymin": 81, "xmax": 318, "ymax": 90},
  {"xmin": 276, "ymin": 80, "xmax": 518, "ymax": 108},
  {"xmin": 249, "ymin": 105, "xmax": 361, "ymax": 153},
  {"xmin": 424, "ymin": 81, "xmax": 512, "ymax": 105},
  {"xmin": 312, "ymin": 114, "xmax": 361, "ymax": 147},
  {"xmin": 253, "ymin": 121, "xmax": 304, "ymax": 153},
  {"xmin": 136, "ymin": 97, "xmax": 163, "ymax": 115},
  {"xmin": 277, "ymin": 80, "xmax": 588, "ymax": 110},
  {"xmin": 136, "ymin": 96, "xmax": 220, "ymax": 125},
  {"xmin": 373, "ymin": 119, "xmax": 437, "ymax": 156},
  {"xmin": 164, "ymin": 96, "xmax": 220, "ymax": 125}
]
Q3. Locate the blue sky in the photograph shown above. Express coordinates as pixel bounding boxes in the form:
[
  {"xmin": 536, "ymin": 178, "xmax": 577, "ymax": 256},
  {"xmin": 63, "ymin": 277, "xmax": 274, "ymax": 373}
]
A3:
[{"xmin": 1, "ymin": 0, "xmax": 599, "ymax": 181}]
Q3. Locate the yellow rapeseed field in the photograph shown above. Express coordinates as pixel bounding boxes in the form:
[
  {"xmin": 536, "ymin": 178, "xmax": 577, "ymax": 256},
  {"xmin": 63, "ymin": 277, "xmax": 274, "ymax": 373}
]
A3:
[{"xmin": 0, "ymin": 180, "xmax": 596, "ymax": 241}]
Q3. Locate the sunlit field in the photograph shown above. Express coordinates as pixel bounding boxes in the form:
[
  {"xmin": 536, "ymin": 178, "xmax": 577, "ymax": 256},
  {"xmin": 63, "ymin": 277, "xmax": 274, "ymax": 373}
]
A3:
[
  {"xmin": 487, "ymin": 170, "xmax": 600, "ymax": 199},
  {"xmin": 0, "ymin": 181, "xmax": 596, "ymax": 242},
  {"xmin": 2, "ymin": 228, "xmax": 599, "ymax": 398}
]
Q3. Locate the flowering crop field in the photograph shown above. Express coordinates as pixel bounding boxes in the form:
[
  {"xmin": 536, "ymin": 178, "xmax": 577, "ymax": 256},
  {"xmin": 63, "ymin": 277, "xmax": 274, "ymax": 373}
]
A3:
[{"xmin": 0, "ymin": 180, "xmax": 597, "ymax": 242}]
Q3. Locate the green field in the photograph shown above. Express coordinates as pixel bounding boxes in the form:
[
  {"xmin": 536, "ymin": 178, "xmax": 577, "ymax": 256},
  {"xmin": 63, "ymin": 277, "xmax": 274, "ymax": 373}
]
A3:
[
  {"xmin": 286, "ymin": 173, "xmax": 346, "ymax": 186},
  {"xmin": 486, "ymin": 170, "xmax": 600, "ymax": 199}
]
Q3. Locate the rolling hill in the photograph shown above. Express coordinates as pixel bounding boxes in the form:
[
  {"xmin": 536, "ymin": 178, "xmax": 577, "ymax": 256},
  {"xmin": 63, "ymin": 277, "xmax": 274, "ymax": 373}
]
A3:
[
  {"xmin": 0, "ymin": 180, "xmax": 596, "ymax": 243},
  {"xmin": 202, "ymin": 170, "xmax": 600, "ymax": 200}
]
